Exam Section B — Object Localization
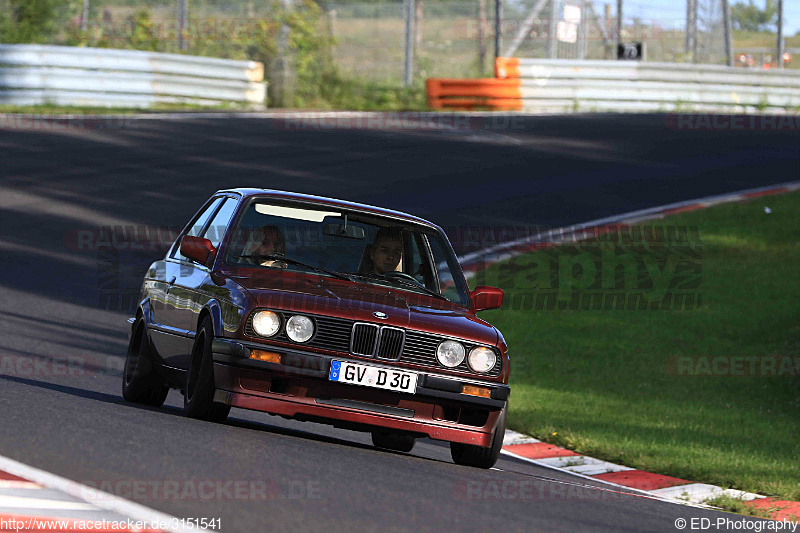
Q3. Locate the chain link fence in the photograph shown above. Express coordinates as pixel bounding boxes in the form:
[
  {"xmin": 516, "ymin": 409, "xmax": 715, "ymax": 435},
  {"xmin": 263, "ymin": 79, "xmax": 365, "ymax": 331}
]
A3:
[{"xmin": 0, "ymin": 0, "xmax": 781, "ymax": 86}]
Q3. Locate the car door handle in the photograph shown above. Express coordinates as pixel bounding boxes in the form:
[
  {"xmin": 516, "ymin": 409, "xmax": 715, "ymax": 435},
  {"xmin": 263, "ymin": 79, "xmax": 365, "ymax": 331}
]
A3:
[{"xmin": 166, "ymin": 276, "xmax": 177, "ymax": 293}]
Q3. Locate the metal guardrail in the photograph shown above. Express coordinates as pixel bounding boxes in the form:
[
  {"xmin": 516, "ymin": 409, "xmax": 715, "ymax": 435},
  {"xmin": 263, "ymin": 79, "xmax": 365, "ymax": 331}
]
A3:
[
  {"xmin": 0, "ymin": 44, "xmax": 267, "ymax": 108},
  {"xmin": 428, "ymin": 58, "xmax": 800, "ymax": 113}
]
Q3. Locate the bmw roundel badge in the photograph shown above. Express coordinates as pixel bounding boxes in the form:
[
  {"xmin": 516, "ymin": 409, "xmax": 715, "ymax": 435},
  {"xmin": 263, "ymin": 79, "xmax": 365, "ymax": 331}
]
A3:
[{"xmin": 373, "ymin": 311, "xmax": 388, "ymax": 319}]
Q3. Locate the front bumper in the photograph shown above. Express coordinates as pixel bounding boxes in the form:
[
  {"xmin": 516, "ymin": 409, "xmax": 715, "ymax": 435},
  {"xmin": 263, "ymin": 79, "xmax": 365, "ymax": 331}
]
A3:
[{"xmin": 211, "ymin": 338, "xmax": 510, "ymax": 447}]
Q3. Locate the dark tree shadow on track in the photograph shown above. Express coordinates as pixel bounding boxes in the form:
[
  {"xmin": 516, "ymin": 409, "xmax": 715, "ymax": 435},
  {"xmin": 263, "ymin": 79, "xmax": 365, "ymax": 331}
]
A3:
[{"xmin": 0, "ymin": 373, "xmax": 444, "ymax": 461}]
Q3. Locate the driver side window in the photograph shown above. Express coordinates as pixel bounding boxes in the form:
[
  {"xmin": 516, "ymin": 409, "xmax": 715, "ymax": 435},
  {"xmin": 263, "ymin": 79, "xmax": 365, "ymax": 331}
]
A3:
[{"xmin": 172, "ymin": 197, "xmax": 223, "ymax": 262}]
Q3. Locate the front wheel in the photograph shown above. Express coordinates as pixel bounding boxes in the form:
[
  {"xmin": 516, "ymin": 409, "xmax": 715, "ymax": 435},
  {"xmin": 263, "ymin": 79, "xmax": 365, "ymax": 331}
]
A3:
[
  {"xmin": 184, "ymin": 316, "xmax": 230, "ymax": 422},
  {"xmin": 122, "ymin": 318, "xmax": 169, "ymax": 407},
  {"xmin": 450, "ymin": 406, "xmax": 506, "ymax": 469}
]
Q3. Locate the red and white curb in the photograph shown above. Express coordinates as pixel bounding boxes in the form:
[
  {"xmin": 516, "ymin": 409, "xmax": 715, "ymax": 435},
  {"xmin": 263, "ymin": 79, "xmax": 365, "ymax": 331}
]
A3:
[
  {"xmin": 458, "ymin": 180, "xmax": 800, "ymax": 276},
  {"xmin": 501, "ymin": 430, "xmax": 800, "ymax": 520},
  {"xmin": 0, "ymin": 455, "xmax": 191, "ymax": 532}
]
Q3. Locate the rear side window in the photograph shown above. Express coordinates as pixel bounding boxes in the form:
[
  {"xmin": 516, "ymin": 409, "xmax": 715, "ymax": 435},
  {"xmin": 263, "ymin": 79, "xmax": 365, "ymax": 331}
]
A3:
[
  {"xmin": 173, "ymin": 197, "xmax": 223, "ymax": 261},
  {"xmin": 202, "ymin": 198, "xmax": 238, "ymax": 248}
]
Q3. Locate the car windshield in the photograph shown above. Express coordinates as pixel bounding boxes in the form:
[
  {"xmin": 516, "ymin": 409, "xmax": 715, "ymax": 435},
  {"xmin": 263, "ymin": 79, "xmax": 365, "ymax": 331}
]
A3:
[{"xmin": 223, "ymin": 199, "xmax": 470, "ymax": 307}]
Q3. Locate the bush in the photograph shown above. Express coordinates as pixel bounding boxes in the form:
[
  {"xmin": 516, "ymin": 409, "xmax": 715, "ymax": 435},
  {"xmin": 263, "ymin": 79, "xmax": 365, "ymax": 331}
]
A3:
[{"xmin": 0, "ymin": 0, "xmax": 74, "ymax": 43}]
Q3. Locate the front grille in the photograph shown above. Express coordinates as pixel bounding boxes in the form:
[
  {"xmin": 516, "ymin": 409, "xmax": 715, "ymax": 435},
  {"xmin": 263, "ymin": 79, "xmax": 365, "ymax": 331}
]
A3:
[
  {"xmin": 350, "ymin": 324, "xmax": 405, "ymax": 360},
  {"xmin": 351, "ymin": 323, "xmax": 379, "ymax": 355},
  {"xmin": 377, "ymin": 327, "xmax": 404, "ymax": 360},
  {"xmin": 245, "ymin": 309, "xmax": 500, "ymax": 376}
]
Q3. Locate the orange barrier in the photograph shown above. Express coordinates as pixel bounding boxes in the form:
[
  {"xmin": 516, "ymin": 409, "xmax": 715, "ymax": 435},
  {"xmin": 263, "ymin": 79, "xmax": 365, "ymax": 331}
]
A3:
[
  {"xmin": 426, "ymin": 77, "xmax": 522, "ymax": 111},
  {"xmin": 495, "ymin": 57, "xmax": 521, "ymax": 79}
]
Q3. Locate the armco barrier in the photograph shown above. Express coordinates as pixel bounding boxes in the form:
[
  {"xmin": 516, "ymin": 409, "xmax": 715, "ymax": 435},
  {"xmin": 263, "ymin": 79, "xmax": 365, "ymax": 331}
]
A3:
[
  {"xmin": 0, "ymin": 44, "xmax": 266, "ymax": 108},
  {"xmin": 426, "ymin": 79, "xmax": 522, "ymax": 111},
  {"xmin": 427, "ymin": 57, "xmax": 800, "ymax": 113}
]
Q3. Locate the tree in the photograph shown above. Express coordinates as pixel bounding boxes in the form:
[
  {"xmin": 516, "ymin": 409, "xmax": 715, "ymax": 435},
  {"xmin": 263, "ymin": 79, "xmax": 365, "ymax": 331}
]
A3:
[
  {"xmin": 0, "ymin": 0, "xmax": 68, "ymax": 43},
  {"xmin": 731, "ymin": 0, "xmax": 778, "ymax": 32}
]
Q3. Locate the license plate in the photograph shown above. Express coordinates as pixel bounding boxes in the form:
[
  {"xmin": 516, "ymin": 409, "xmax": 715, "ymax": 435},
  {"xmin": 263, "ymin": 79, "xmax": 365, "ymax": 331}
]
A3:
[{"xmin": 329, "ymin": 360, "xmax": 417, "ymax": 394}]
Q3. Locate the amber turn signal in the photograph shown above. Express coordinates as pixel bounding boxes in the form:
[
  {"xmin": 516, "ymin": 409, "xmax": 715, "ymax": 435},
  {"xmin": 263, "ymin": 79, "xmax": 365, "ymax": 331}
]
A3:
[
  {"xmin": 250, "ymin": 350, "xmax": 282, "ymax": 364},
  {"xmin": 462, "ymin": 385, "xmax": 491, "ymax": 398}
]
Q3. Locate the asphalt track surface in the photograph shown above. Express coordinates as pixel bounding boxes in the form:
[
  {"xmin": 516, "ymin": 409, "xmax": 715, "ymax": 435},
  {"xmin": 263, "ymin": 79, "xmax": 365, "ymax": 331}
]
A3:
[{"xmin": 1, "ymin": 112, "xmax": 797, "ymax": 532}]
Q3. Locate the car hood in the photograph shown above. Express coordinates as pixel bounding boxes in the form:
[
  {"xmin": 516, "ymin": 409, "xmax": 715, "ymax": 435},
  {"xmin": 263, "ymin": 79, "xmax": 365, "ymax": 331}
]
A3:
[{"xmin": 225, "ymin": 269, "xmax": 498, "ymax": 347}]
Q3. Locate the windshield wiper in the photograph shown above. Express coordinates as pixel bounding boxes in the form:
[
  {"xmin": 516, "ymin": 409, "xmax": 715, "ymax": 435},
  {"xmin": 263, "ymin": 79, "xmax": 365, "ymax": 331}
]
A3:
[
  {"xmin": 234, "ymin": 254, "xmax": 354, "ymax": 281},
  {"xmin": 374, "ymin": 274, "xmax": 448, "ymax": 301}
]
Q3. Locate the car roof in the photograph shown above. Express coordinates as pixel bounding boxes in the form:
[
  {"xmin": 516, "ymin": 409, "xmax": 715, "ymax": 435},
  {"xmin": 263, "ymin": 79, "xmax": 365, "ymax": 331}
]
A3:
[{"xmin": 217, "ymin": 188, "xmax": 440, "ymax": 229}]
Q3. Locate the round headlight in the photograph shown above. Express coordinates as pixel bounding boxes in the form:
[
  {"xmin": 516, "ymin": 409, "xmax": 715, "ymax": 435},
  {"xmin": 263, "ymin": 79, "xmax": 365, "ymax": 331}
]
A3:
[
  {"xmin": 468, "ymin": 347, "xmax": 497, "ymax": 373},
  {"xmin": 436, "ymin": 340, "xmax": 465, "ymax": 368},
  {"xmin": 286, "ymin": 315, "xmax": 314, "ymax": 343},
  {"xmin": 252, "ymin": 310, "xmax": 280, "ymax": 337}
]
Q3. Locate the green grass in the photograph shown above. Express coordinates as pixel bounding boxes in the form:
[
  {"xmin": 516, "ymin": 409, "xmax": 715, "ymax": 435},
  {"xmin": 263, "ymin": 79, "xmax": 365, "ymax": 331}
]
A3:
[
  {"xmin": 477, "ymin": 191, "xmax": 800, "ymax": 501},
  {"xmin": 704, "ymin": 495, "xmax": 774, "ymax": 519},
  {"xmin": 296, "ymin": 75, "xmax": 427, "ymax": 111}
]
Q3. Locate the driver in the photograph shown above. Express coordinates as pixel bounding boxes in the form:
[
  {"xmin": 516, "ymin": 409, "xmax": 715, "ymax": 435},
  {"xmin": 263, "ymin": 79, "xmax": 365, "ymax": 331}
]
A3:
[
  {"xmin": 369, "ymin": 227, "xmax": 403, "ymax": 275},
  {"xmin": 242, "ymin": 225, "xmax": 287, "ymax": 268}
]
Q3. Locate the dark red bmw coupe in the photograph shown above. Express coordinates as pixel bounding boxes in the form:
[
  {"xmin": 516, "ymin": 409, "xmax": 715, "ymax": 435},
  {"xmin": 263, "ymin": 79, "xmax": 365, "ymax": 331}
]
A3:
[{"xmin": 123, "ymin": 189, "xmax": 509, "ymax": 468}]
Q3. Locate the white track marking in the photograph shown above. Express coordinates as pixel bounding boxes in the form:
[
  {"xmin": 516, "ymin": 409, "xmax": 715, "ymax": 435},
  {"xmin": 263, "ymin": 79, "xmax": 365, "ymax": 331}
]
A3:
[
  {"xmin": 650, "ymin": 483, "xmax": 766, "ymax": 504},
  {"xmin": 0, "ymin": 454, "xmax": 197, "ymax": 532}
]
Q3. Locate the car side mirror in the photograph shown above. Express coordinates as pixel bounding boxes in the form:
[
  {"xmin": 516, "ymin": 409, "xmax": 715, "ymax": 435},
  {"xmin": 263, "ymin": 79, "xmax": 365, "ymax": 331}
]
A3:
[
  {"xmin": 471, "ymin": 286, "xmax": 504, "ymax": 312},
  {"xmin": 180, "ymin": 235, "xmax": 216, "ymax": 267}
]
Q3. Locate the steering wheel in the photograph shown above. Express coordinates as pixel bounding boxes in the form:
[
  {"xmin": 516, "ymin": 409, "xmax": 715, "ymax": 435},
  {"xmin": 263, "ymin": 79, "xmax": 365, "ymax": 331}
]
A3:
[{"xmin": 380, "ymin": 271, "xmax": 424, "ymax": 287}]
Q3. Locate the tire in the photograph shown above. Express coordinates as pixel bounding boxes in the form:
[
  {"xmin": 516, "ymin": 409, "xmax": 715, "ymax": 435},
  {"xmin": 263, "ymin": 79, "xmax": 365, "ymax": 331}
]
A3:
[
  {"xmin": 371, "ymin": 431, "xmax": 416, "ymax": 453},
  {"xmin": 184, "ymin": 316, "xmax": 231, "ymax": 422},
  {"xmin": 450, "ymin": 406, "xmax": 507, "ymax": 469},
  {"xmin": 122, "ymin": 318, "xmax": 169, "ymax": 407}
]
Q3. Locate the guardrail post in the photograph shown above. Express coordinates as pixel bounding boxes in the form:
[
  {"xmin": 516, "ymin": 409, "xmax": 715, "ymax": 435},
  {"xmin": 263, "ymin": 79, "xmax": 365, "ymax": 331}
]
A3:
[
  {"xmin": 777, "ymin": 0, "xmax": 784, "ymax": 69},
  {"xmin": 270, "ymin": 0, "xmax": 296, "ymax": 107},
  {"xmin": 494, "ymin": 0, "xmax": 502, "ymax": 62},
  {"xmin": 177, "ymin": 0, "xmax": 189, "ymax": 51},
  {"xmin": 685, "ymin": 0, "xmax": 697, "ymax": 63},
  {"xmin": 81, "ymin": 0, "xmax": 90, "ymax": 32},
  {"xmin": 549, "ymin": 0, "xmax": 558, "ymax": 59},
  {"xmin": 478, "ymin": 0, "xmax": 488, "ymax": 73},
  {"xmin": 722, "ymin": 0, "xmax": 733, "ymax": 67},
  {"xmin": 404, "ymin": 0, "xmax": 415, "ymax": 86}
]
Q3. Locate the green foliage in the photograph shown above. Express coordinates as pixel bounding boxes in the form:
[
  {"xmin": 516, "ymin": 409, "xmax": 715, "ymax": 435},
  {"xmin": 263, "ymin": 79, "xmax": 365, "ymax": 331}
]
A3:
[
  {"xmin": 287, "ymin": 0, "xmax": 336, "ymax": 106},
  {"xmin": 0, "ymin": 0, "xmax": 72, "ymax": 43},
  {"xmin": 704, "ymin": 495, "xmax": 773, "ymax": 518},
  {"xmin": 127, "ymin": 8, "xmax": 163, "ymax": 52},
  {"xmin": 731, "ymin": 0, "xmax": 778, "ymax": 32},
  {"xmin": 299, "ymin": 71, "xmax": 426, "ymax": 110}
]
